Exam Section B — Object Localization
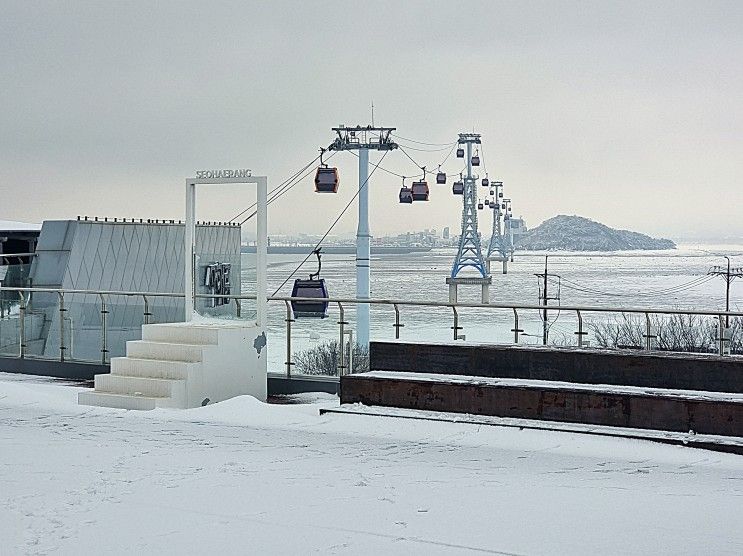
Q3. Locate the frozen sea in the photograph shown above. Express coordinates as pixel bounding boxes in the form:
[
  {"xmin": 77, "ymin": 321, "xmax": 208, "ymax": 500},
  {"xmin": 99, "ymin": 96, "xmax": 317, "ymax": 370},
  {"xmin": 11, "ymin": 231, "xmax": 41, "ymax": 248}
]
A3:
[{"xmin": 241, "ymin": 244, "xmax": 743, "ymax": 373}]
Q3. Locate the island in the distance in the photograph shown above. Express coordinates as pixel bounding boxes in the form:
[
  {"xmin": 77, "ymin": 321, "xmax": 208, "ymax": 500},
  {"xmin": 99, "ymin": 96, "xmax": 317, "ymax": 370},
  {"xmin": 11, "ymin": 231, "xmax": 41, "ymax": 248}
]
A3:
[{"xmin": 515, "ymin": 215, "xmax": 676, "ymax": 251}]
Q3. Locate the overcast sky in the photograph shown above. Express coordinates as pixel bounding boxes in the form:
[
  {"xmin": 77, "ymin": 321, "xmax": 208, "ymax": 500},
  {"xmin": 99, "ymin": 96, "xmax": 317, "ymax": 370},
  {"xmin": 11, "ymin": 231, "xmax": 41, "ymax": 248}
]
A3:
[{"xmin": 1, "ymin": 1, "xmax": 741, "ymax": 239}]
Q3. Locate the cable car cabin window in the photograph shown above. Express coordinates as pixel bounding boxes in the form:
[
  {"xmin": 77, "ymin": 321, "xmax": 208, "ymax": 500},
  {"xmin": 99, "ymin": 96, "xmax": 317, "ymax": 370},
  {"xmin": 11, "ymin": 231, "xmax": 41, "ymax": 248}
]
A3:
[
  {"xmin": 456, "ymin": 148, "xmax": 465, "ymax": 158},
  {"xmin": 471, "ymin": 156, "xmax": 480, "ymax": 166},
  {"xmin": 291, "ymin": 279, "xmax": 329, "ymax": 318},
  {"xmin": 411, "ymin": 181, "xmax": 429, "ymax": 201},
  {"xmin": 399, "ymin": 187, "xmax": 413, "ymax": 203},
  {"xmin": 436, "ymin": 172, "xmax": 446, "ymax": 184},
  {"xmin": 314, "ymin": 167, "xmax": 339, "ymax": 193},
  {"xmin": 452, "ymin": 182, "xmax": 464, "ymax": 195}
]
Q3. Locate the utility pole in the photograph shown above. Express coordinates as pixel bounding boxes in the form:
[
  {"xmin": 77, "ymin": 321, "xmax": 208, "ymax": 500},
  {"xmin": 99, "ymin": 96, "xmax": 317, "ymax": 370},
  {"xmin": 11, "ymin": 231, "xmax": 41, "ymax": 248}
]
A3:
[
  {"xmin": 328, "ymin": 125, "xmax": 398, "ymax": 348},
  {"xmin": 708, "ymin": 256, "xmax": 743, "ymax": 327},
  {"xmin": 535, "ymin": 256, "xmax": 560, "ymax": 345}
]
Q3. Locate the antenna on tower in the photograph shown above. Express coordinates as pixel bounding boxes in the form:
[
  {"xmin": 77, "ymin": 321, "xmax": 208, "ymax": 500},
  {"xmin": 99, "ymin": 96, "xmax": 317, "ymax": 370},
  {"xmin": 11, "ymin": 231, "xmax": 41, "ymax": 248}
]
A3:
[{"xmin": 371, "ymin": 101, "xmax": 375, "ymax": 126}]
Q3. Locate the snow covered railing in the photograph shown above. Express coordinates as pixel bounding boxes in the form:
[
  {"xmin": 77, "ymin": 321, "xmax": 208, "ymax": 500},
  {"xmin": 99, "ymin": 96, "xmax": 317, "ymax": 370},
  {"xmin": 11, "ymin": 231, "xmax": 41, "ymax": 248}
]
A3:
[{"xmin": 1, "ymin": 286, "xmax": 742, "ymax": 372}]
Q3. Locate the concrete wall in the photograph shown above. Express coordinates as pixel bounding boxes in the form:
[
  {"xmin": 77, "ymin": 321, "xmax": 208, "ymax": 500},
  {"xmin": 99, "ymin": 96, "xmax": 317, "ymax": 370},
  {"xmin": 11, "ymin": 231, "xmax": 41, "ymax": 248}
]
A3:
[{"xmin": 28, "ymin": 219, "xmax": 241, "ymax": 360}]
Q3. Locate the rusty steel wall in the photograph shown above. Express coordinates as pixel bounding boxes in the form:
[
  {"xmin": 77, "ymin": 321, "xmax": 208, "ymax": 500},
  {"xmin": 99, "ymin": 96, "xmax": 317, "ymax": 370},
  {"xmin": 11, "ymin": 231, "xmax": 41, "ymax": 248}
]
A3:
[
  {"xmin": 340, "ymin": 374, "xmax": 743, "ymax": 436},
  {"xmin": 369, "ymin": 342, "xmax": 743, "ymax": 393}
]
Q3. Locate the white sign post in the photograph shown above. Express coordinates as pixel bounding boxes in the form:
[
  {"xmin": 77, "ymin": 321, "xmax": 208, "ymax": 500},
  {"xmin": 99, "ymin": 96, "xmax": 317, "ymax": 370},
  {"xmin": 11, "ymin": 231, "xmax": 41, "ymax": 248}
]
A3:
[{"xmin": 185, "ymin": 171, "xmax": 267, "ymax": 328}]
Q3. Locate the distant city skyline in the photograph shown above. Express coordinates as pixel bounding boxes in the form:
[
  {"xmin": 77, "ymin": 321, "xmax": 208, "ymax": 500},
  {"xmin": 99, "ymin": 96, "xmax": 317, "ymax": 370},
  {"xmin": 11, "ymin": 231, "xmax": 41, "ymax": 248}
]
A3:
[{"xmin": 2, "ymin": 2, "xmax": 741, "ymax": 240}]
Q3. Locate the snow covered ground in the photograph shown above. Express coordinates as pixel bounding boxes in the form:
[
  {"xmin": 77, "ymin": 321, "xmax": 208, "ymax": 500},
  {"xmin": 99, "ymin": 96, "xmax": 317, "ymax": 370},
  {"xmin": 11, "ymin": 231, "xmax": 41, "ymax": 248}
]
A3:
[{"xmin": 1, "ymin": 373, "xmax": 742, "ymax": 555}]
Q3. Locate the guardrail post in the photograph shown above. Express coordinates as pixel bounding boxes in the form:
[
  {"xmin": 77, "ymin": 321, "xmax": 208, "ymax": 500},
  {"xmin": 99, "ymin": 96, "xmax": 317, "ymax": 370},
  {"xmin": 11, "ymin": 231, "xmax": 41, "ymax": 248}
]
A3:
[
  {"xmin": 719, "ymin": 314, "xmax": 728, "ymax": 356},
  {"xmin": 284, "ymin": 300, "xmax": 294, "ymax": 377},
  {"xmin": 337, "ymin": 301, "xmax": 346, "ymax": 377},
  {"xmin": 99, "ymin": 293, "xmax": 109, "ymax": 364},
  {"xmin": 393, "ymin": 303, "xmax": 403, "ymax": 339},
  {"xmin": 18, "ymin": 292, "xmax": 26, "ymax": 358},
  {"xmin": 451, "ymin": 306, "xmax": 463, "ymax": 341},
  {"xmin": 347, "ymin": 329, "xmax": 354, "ymax": 374},
  {"xmin": 511, "ymin": 308, "xmax": 521, "ymax": 343},
  {"xmin": 575, "ymin": 309, "xmax": 586, "ymax": 347},
  {"xmin": 644, "ymin": 312, "xmax": 656, "ymax": 350},
  {"xmin": 142, "ymin": 295, "xmax": 151, "ymax": 325},
  {"xmin": 58, "ymin": 292, "xmax": 66, "ymax": 362}
]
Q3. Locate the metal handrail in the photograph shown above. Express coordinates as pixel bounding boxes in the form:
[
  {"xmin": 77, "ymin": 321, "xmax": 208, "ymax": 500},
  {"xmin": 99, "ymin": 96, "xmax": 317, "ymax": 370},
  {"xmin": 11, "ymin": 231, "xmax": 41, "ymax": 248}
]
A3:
[
  {"xmin": 1, "ymin": 286, "xmax": 741, "ymax": 318},
  {"xmin": 0, "ymin": 285, "xmax": 740, "ymax": 367}
]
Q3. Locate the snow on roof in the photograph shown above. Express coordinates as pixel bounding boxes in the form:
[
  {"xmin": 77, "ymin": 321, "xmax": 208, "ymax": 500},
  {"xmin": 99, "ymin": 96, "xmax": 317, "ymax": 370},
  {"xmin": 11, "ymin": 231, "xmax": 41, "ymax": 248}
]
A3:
[{"xmin": 0, "ymin": 219, "xmax": 42, "ymax": 232}]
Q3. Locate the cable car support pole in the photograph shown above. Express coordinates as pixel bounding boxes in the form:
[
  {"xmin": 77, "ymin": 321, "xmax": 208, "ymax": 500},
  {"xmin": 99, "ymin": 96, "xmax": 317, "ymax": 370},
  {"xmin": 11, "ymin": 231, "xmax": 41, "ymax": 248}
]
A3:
[
  {"xmin": 327, "ymin": 125, "xmax": 398, "ymax": 349},
  {"xmin": 357, "ymin": 147, "xmax": 371, "ymax": 347}
]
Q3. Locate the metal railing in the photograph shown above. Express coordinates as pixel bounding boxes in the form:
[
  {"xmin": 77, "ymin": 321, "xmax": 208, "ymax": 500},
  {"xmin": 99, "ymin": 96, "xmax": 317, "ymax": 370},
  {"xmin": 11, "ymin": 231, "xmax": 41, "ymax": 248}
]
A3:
[{"xmin": 1, "ymin": 286, "xmax": 741, "ymax": 376}]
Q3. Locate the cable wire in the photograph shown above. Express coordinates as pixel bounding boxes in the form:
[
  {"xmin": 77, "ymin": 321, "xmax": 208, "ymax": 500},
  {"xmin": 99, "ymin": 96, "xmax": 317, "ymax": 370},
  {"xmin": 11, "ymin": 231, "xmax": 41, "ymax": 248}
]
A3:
[
  {"xmin": 390, "ymin": 133, "xmax": 456, "ymax": 147},
  {"xmin": 228, "ymin": 155, "xmax": 320, "ymax": 222},
  {"xmin": 271, "ymin": 150, "xmax": 391, "ymax": 296}
]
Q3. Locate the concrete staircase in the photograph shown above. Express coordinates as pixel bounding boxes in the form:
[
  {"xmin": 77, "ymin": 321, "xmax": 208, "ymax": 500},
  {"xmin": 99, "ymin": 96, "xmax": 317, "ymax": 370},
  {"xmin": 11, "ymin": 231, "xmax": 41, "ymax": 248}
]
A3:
[{"xmin": 78, "ymin": 322, "xmax": 266, "ymax": 410}]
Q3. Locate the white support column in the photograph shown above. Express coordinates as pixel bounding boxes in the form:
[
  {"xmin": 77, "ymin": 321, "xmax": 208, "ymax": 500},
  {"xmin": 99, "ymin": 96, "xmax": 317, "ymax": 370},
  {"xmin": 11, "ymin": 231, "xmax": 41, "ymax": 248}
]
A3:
[
  {"xmin": 184, "ymin": 180, "xmax": 196, "ymax": 321},
  {"xmin": 357, "ymin": 148, "xmax": 371, "ymax": 348},
  {"xmin": 255, "ymin": 177, "xmax": 268, "ymax": 330}
]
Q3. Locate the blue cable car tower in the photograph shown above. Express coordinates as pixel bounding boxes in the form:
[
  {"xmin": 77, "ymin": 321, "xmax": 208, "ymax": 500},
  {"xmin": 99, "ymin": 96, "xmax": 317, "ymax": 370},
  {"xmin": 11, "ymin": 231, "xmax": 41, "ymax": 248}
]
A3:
[
  {"xmin": 486, "ymin": 181, "xmax": 510, "ymax": 274},
  {"xmin": 446, "ymin": 133, "xmax": 491, "ymax": 305}
]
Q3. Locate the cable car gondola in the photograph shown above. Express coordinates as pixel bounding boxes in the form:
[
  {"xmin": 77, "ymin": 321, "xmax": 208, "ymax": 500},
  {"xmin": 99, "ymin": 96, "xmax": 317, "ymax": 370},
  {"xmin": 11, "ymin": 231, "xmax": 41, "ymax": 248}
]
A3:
[
  {"xmin": 456, "ymin": 147, "xmax": 465, "ymax": 158},
  {"xmin": 484, "ymin": 199, "xmax": 490, "ymax": 206},
  {"xmin": 478, "ymin": 202, "xmax": 484, "ymax": 210},
  {"xmin": 411, "ymin": 180, "xmax": 429, "ymax": 201},
  {"xmin": 452, "ymin": 180, "xmax": 464, "ymax": 195},
  {"xmin": 291, "ymin": 249, "xmax": 329, "ymax": 318},
  {"xmin": 436, "ymin": 167, "xmax": 446, "ymax": 184},
  {"xmin": 499, "ymin": 192, "xmax": 504, "ymax": 198},
  {"xmin": 314, "ymin": 149, "xmax": 339, "ymax": 193},
  {"xmin": 399, "ymin": 186, "xmax": 413, "ymax": 203},
  {"xmin": 482, "ymin": 178, "xmax": 489, "ymax": 187},
  {"xmin": 471, "ymin": 150, "xmax": 480, "ymax": 166}
]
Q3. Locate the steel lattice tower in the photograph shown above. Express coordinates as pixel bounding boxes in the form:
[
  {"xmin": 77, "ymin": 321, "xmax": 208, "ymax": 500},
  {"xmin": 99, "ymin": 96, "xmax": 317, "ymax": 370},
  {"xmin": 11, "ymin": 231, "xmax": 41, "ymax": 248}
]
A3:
[
  {"xmin": 447, "ymin": 133, "xmax": 491, "ymax": 305},
  {"xmin": 451, "ymin": 134, "xmax": 487, "ymax": 278},
  {"xmin": 486, "ymin": 182, "xmax": 510, "ymax": 274}
]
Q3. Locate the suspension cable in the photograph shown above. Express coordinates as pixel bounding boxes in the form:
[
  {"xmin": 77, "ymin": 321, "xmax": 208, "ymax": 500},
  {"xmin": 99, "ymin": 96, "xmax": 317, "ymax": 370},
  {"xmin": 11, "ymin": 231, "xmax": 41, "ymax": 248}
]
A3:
[
  {"xmin": 228, "ymin": 152, "xmax": 326, "ymax": 223},
  {"xmin": 271, "ymin": 150, "xmax": 391, "ymax": 296}
]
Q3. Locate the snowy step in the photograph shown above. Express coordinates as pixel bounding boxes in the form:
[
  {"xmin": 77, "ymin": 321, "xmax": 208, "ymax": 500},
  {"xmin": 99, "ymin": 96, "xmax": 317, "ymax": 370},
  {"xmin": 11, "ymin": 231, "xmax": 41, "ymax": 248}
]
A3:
[
  {"xmin": 142, "ymin": 324, "xmax": 219, "ymax": 346},
  {"xmin": 126, "ymin": 340, "xmax": 205, "ymax": 362},
  {"xmin": 110, "ymin": 357, "xmax": 197, "ymax": 380},
  {"xmin": 78, "ymin": 390, "xmax": 163, "ymax": 411},
  {"xmin": 94, "ymin": 374, "xmax": 185, "ymax": 399}
]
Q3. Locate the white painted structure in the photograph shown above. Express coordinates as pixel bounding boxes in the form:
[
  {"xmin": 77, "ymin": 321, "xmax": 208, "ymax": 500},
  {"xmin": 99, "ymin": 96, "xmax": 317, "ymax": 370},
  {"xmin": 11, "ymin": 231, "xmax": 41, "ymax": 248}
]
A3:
[
  {"xmin": 79, "ymin": 172, "xmax": 269, "ymax": 410},
  {"xmin": 78, "ymin": 321, "xmax": 267, "ymax": 409},
  {"xmin": 185, "ymin": 172, "xmax": 267, "ymax": 325}
]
